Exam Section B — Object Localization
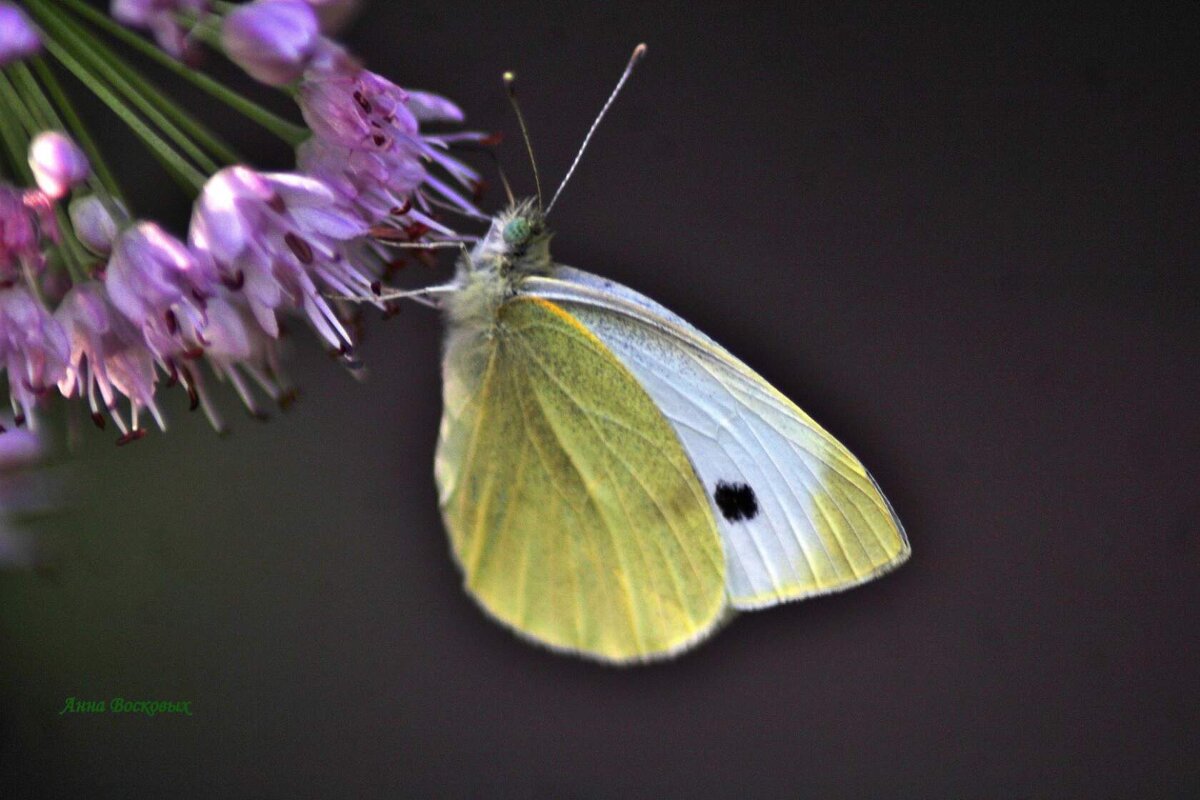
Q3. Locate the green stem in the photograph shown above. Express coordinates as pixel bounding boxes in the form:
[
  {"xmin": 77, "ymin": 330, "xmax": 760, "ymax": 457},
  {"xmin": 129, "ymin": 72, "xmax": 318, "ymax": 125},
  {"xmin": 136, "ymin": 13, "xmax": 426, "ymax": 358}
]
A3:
[
  {"xmin": 0, "ymin": 71, "xmax": 39, "ymax": 140},
  {"xmin": 32, "ymin": 1, "xmax": 220, "ymax": 176},
  {"xmin": 45, "ymin": 2, "xmax": 242, "ymax": 168},
  {"xmin": 6, "ymin": 68, "xmax": 54, "ymax": 132},
  {"xmin": 0, "ymin": 74, "xmax": 37, "ymax": 172},
  {"xmin": 30, "ymin": 57, "xmax": 125, "ymax": 203},
  {"xmin": 9, "ymin": 64, "xmax": 58, "ymax": 131},
  {"xmin": 56, "ymin": 0, "xmax": 310, "ymax": 147},
  {"xmin": 96, "ymin": 59, "xmax": 244, "ymax": 168},
  {"xmin": 28, "ymin": 11, "xmax": 207, "ymax": 194}
]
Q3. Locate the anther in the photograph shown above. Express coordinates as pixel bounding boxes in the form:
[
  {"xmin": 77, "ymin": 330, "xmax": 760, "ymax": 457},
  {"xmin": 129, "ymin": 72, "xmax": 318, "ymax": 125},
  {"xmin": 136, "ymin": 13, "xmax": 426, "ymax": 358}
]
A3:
[
  {"xmin": 116, "ymin": 429, "xmax": 147, "ymax": 446},
  {"xmin": 284, "ymin": 232, "xmax": 314, "ymax": 264},
  {"xmin": 404, "ymin": 222, "xmax": 430, "ymax": 241}
]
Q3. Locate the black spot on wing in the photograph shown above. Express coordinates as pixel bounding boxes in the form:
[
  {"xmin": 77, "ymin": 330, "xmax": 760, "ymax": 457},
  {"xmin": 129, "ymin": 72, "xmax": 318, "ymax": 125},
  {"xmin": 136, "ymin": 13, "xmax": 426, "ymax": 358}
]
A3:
[{"xmin": 713, "ymin": 481, "xmax": 759, "ymax": 522}]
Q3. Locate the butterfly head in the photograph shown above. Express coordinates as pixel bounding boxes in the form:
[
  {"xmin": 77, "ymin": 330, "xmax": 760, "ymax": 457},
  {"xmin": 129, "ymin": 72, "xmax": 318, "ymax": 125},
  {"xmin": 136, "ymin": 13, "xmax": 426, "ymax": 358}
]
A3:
[{"xmin": 470, "ymin": 199, "xmax": 554, "ymax": 277}]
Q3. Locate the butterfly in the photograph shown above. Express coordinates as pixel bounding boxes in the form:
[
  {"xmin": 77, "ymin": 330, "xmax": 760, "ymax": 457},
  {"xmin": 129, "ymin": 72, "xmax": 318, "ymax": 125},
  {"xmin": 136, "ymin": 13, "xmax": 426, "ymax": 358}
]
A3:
[{"xmin": 386, "ymin": 46, "xmax": 909, "ymax": 663}]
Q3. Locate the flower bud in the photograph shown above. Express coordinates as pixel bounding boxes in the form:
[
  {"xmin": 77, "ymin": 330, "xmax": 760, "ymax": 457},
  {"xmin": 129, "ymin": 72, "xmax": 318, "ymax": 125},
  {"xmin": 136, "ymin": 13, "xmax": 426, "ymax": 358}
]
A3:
[
  {"xmin": 111, "ymin": 0, "xmax": 208, "ymax": 62},
  {"xmin": 0, "ymin": 3, "xmax": 41, "ymax": 67},
  {"xmin": 69, "ymin": 195, "xmax": 129, "ymax": 256},
  {"xmin": 28, "ymin": 132, "xmax": 90, "ymax": 200},
  {"xmin": 222, "ymin": 0, "xmax": 320, "ymax": 86}
]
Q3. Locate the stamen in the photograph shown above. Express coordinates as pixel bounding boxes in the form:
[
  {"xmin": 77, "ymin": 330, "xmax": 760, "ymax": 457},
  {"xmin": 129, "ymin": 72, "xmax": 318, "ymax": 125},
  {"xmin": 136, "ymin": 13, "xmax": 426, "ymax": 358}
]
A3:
[
  {"xmin": 115, "ymin": 429, "xmax": 147, "ymax": 446},
  {"xmin": 285, "ymin": 232, "xmax": 315, "ymax": 264}
]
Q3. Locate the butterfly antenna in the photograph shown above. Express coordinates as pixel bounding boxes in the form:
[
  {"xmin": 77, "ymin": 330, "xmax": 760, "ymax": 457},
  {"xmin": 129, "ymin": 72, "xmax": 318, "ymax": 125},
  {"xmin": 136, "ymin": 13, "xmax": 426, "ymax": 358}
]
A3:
[
  {"xmin": 546, "ymin": 43, "xmax": 647, "ymax": 216},
  {"xmin": 496, "ymin": 161, "xmax": 517, "ymax": 206},
  {"xmin": 503, "ymin": 71, "xmax": 543, "ymax": 209}
]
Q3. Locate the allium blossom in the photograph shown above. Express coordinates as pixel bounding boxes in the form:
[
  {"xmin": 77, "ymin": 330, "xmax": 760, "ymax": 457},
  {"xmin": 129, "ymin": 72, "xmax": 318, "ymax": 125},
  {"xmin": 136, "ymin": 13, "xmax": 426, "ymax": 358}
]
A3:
[
  {"xmin": 296, "ymin": 43, "xmax": 481, "ymax": 228},
  {"xmin": 0, "ymin": 3, "xmax": 41, "ymax": 67},
  {"xmin": 69, "ymin": 194, "xmax": 128, "ymax": 256},
  {"xmin": 111, "ymin": 0, "xmax": 209, "ymax": 62},
  {"xmin": 0, "ymin": 286, "xmax": 70, "ymax": 427},
  {"xmin": 221, "ymin": 0, "xmax": 321, "ymax": 87},
  {"xmin": 28, "ymin": 132, "xmax": 91, "ymax": 200},
  {"xmin": 0, "ymin": 184, "xmax": 58, "ymax": 279},
  {"xmin": 56, "ymin": 281, "xmax": 165, "ymax": 438},
  {"xmin": 104, "ymin": 221, "xmax": 217, "ymax": 360},
  {"xmin": 189, "ymin": 165, "xmax": 373, "ymax": 351},
  {"xmin": 1, "ymin": 187, "xmax": 48, "ymax": 280},
  {"xmin": 176, "ymin": 291, "xmax": 292, "ymax": 430}
]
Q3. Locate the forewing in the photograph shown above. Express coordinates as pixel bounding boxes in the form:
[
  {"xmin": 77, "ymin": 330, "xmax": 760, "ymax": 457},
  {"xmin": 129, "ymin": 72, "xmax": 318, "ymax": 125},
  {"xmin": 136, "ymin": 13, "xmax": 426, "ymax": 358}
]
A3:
[
  {"xmin": 524, "ymin": 268, "xmax": 910, "ymax": 610},
  {"xmin": 435, "ymin": 296, "xmax": 726, "ymax": 662}
]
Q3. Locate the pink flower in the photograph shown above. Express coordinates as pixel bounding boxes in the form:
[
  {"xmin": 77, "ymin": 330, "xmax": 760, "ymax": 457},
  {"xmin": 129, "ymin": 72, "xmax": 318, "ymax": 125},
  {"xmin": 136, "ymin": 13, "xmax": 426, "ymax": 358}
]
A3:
[
  {"xmin": 221, "ymin": 0, "xmax": 320, "ymax": 86},
  {"xmin": 104, "ymin": 221, "xmax": 217, "ymax": 360},
  {"xmin": 0, "ymin": 3, "xmax": 41, "ymax": 67},
  {"xmin": 296, "ymin": 44, "xmax": 481, "ymax": 226},
  {"xmin": 56, "ymin": 281, "xmax": 165, "ymax": 439},
  {"xmin": 28, "ymin": 132, "xmax": 90, "ymax": 200},
  {"xmin": 0, "ymin": 286, "xmax": 69, "ymax": 428},
  {"xmin": 176, "ymin": 292, "xmax": 292, "ymax": 431},
  {"xmin": 111, "ymin": 0, "xmax": 208, "ymax": 62},
  {"xmin": 404, "ymin": 90, "xmax": 466, "ymax": 124},
  {"xmin": 69, "ymin": 194, "xmax": 128, "ymax": 256},
  {"xmin": 0, "ymin": 184, "xmax": 58, "ymax": 279},
  {"xmin": 188, "ymin": 166, "xmax": 373, "ymax": 352}
]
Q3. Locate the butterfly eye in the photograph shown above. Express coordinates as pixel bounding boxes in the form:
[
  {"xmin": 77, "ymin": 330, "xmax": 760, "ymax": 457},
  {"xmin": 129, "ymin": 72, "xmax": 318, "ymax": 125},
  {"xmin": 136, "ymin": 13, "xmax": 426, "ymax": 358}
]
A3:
[{"xmin": 502, "ymin": 218, "xmax": 532, "ymax": 245}]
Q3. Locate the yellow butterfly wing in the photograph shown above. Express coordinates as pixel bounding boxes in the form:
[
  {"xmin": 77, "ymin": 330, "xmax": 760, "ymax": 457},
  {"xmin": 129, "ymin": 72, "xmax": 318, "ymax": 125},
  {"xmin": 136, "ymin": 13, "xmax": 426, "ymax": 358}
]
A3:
[
  {"xmin": 435, "ymin": 296, "xmax": 726, "ymax": 662},
  {"xmin": 523, "ymin": 268, "xmax": 910, "ymax": 609}
]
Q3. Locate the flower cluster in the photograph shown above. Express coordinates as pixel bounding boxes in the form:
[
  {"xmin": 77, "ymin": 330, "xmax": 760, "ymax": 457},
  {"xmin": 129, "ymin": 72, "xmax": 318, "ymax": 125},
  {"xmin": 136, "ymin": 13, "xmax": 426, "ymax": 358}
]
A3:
[
  {"xmin": 223, "ymin": 1, "xmax": 484, "ymax": 231},
  {"xmin": 0, "ymin": 0, "xmax": 482, "ymax": 443}
]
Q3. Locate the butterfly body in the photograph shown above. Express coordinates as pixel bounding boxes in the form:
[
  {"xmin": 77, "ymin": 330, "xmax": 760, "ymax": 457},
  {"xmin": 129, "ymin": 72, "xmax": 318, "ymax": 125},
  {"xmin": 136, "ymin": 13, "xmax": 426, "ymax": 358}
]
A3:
[{"xmin": 433, "ymin": 202, "xmax": 909, "ymax": 663}]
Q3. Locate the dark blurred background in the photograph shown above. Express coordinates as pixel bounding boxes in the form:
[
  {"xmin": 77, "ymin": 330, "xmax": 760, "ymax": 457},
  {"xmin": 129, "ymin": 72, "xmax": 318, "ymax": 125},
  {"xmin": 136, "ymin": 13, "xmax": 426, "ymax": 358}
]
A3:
[{"xmin": 2, "ymin": 1, "xmax": 1198, "ymax": 797}]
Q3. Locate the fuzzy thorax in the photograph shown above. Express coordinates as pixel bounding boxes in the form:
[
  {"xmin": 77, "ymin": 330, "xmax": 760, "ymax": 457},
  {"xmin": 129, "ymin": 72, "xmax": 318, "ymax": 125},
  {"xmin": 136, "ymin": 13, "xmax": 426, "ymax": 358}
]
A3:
[{"xmin": 444, "ymin": 200, "xmax": 554, "ymax": 330}]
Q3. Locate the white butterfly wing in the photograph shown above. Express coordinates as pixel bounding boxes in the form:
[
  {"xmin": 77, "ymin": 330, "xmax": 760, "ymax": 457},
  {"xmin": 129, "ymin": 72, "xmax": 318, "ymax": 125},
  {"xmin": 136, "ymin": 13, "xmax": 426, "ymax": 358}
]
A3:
[{"xmin": 521, "ymin": 267, "xmax": 910, "ymax": 609}]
